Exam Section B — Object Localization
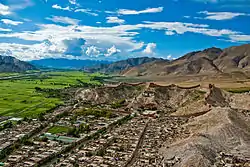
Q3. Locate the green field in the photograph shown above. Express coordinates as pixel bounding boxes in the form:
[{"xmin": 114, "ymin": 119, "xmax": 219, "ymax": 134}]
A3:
[
  {"xmin": 0, "ymin": 71, "xmax": 103, "ymax": 118},
  {"xmin": 48, "ymin": 125, "xmax": 71, "ymax": 134},
  {"xmin": 0, "ymin": 73, "xmax": 19, "ymax": 77}
]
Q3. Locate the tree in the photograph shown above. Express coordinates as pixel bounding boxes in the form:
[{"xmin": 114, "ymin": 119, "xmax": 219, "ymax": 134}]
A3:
[{"xmin": 3, "ymin": 121, "xmax": 13, "ymax": 129}]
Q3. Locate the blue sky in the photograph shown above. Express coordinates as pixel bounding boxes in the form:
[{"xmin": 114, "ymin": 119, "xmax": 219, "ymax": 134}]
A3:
[{"xmin": 0, "ymin": 0, "xmax": 249, "ymax": 61}]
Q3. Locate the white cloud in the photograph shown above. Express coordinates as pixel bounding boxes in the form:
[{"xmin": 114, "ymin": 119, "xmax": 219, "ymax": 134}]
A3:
[
  {"xmin": 117, "ymin": 7, "xmax": 163, "ymax": 15},
  {"xmin": 69, "ymin": 0, "xmax": 77, "ymax": 5},
  {"xmin": 0, "ymin": 41, "xmax": 68, "ymax": 61},
  {"xmin": 142, "ymin": 21, "xmax": 238, "ymax": 37},
  {"xmin": 165, "ymin": 31, "xmax": 175, "ymax": 35},
  {"xmin": 0, "ymin": 3, "xmax": 11, "ymax": 15},
  {"xmin": 143, "ymin": 43, "xmax": 156, "ymax": 54},
  {"xmin": 167, "ymin": 55, "xmax": 176, "ymax": 60},
  {"xmin": 1, "ymin": 19, "xmax": 23, "ymax": 25},
  {"xmin": 7, "ymin": 0, "xmax": 34, "ymax": 10},
  {"xmin": 52, "ymin": 4, "xmax": 71, "ymax": 11},
  {"xmin": 105, "ymin": 45, "xmax": 121, "ymax": 57},
  {"xmin": 46, "ymin": 16, "xmax": 80, "ymax": 25},
  {"xmin": 0, "ymin": 20, "xmax": 249, "ymax": 61},
  {"xmin": 198, "ymin": 11, "xmax": 250, "ymax": 20},
  {"xmin": 74, "ymin": 9, "xmax": 98, "ymax": 16},
  {"xmin": 0, "ymin": 28, "xmax": 12, "ymax": 32},
  {"xmin": 229, "ymin": 35, "xmax": 250, "ymax": 42},
  {"xmin": 106, "ymin": 17, "xmax": 125, "ymax": 24},
  {"xmin": 69, "ymin": 0, "xmax": 80, "ymax": 7},
  {"xmin": 86, "ymin": 46, "xmax": 100, "ymax": 57}
]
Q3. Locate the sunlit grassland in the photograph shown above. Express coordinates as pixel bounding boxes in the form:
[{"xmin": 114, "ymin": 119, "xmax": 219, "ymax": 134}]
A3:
[
  {"xmin": 0, "ymin": 71, "xmax": 102, "ymax": 118},
  {"xmin": 0, "ymin": 73, "xmax": 19, "ymax": 77},
  {"xmin": 48, "ymin": 125, "xmax": 71, "ymax": 134}
]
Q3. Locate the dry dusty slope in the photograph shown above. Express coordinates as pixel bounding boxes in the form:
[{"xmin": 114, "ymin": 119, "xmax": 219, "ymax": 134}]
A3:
[{"xmin": 161, "ymin": 86, "xmax": 250, "ymax": 167}]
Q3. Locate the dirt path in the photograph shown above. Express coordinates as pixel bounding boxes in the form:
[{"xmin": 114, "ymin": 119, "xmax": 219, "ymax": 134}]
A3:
[{"xmin": 123, "ymin": 118, "xmax": 150, "ymax": 167}]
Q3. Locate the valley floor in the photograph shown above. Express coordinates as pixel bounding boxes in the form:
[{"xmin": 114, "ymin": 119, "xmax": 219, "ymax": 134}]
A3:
[{"xmin": 0, "ymin": 75, "xmax": 249, "ymax": 167}]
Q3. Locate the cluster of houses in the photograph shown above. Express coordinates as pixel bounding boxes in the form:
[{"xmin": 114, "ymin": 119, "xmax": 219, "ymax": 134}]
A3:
[
  {"xmin": 214, "ymin": 151, "xmax": 250, "ymax": 167},
  {"xmin": 0, "ymin": 120, "xmax": 41, "ymax": 154},
  {"xmin": 0, "ymin": 106, "xmax": 74, "ymax": 165},
  {"xmin": 4, "ymin": 140, "xmax": 65, "ymax": 167},
  {"xmin": 1, "ymin": 110, "xmax": 190, "ymax": 167},
  {"xmin": 0, "ymin": 100, "xmax": 192, "ymax": 167},
  {"xmin": 2, "ymin": 109, "xmax": 126, "ymax": 167},
  {"xmin": 132, "ymin": 116, "xmax": 188, "ymax": 167},
  {"xmin": 53, "ymin": 116, "xmax": 148, "ymax": 167}
]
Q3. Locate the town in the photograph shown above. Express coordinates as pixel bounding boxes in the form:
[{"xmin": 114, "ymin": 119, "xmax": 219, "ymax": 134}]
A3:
[{"xmin": 1, "ymin": 83, "xmax": 249, "ymax": 167}]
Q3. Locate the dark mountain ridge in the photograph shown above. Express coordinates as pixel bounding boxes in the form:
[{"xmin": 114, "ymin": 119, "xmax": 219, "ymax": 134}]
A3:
[
  {"xmin": 0, "ymin": 55, "xmax": 36, "ymax": 73},
  {"xmin": 30, "ymin": 58, "xmax": 112, "ymax": 69},
  {"xmin": 83, "ymin": 57, "xmax": 165, "ymax": 73}
]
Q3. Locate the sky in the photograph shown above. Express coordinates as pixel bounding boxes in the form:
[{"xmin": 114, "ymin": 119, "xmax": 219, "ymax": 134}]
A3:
[{"xmin": 0, "ymin": 0, "xmax": 249, "ymax": 61}]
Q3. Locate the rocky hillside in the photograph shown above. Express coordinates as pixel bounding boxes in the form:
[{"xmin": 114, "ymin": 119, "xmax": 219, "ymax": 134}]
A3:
[
  {"xmin": 0, "ymin": 55, "xmax": 36, "ymax": 72},
  {"xmin": 83, "ymin": 57, "xmax": 164, "ymax": 74},
  {"xmin": 76, "ymin": 82, "xmax": 206, "ymax": 112},
  {"xmin": 76, "ymin": 83, "xmax": 250, "ymax": 167},
  {"xmin": 123, "ymin": 44, "xmax": 250, "ymax": 77}
]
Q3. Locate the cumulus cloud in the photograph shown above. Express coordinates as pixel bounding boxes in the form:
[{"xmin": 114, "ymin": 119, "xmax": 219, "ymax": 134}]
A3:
[
  {"xmin": 0, "ymin": 3, "xmax": 11, "ymax": 15},
  {"xmin": 46, "ymin": 16, "xmax": 80, "ymax": 25},
  {"xmin": 64, "ymin": 38, "xmax": 86, "ymax": 56},
  {"xmin": 74, "ymin": 9, "xmax": 98, "ymax": 16},
  {"xmin": 143, "ymin": 43, "xmax": 156, "ymax": 54},
  {"xmin": 52, "ymin": 4, "xmax": 71, "ymax": 11},
  {"xmin": 0, "ymin": 41, "xmax": 67, "ymax": 61},
  {"xmin": 0, "ymin": 20, "xmax": 249, "ymax": 61},
  {"xmin": 106, "ymin": 17, "xmax": 125, "ymax": 24},
  {"xmin": 1, "ymin": 19, "xmax": 23, "ymax": 25},
  {"xmin": 86, "ymin": 46, "xmax": 100, "ymax": 57},
  {"xmin": 105, "ymin": 46, "xmax": 121, "ymax": 57},
  {"xmin": 167, "ymin": 55, "xmax": 176, "ymax": 60},
  {"xmin": 198, "ymin": 11, "xmax": 250, "ymax": 20},
  {"xmin": 117, "ymin": 7, "xmax": 163, "ymax": 15}
]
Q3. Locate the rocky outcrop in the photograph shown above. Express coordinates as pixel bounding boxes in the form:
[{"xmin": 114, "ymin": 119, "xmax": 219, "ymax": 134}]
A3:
[
  {"xmin": 76, "ymin": 83, "xmax": 207, "ymax": 112},
  {"xmin": 161, "ymin": 107, "xmax": 250, "ymax": 167}
]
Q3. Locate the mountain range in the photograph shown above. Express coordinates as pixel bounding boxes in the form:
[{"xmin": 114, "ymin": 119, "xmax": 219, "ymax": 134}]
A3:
[
  {"xmin": 0, "ymin": 56, "xmax": 36, "ymax": 73},
  {"xmin": 83, "ymin": 57, "xmax": 164, "ymax": 74},
  {"xmin": 30, "ymin": 58, "xmax": 111, "ymax": 69},
  {"xmin": 121, "ymin": 44, "xmax": 250, "ymax": 78},
  {"xmin": 1, "ymin": 44, "xmax": 249, "ymax": 79}
]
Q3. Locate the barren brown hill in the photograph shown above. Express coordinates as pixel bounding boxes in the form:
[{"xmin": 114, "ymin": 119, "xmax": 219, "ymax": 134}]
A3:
[
  {"xmin": 76, "ymin": 82, "xmax": 207, "ymax": 112},
  {"xmin": 122, "ymin": 44, "xmax": 250, "ymax": 78},
  {"xmin": 214, "ymin": 44, "xmax": 250, "ymax": 72}
]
